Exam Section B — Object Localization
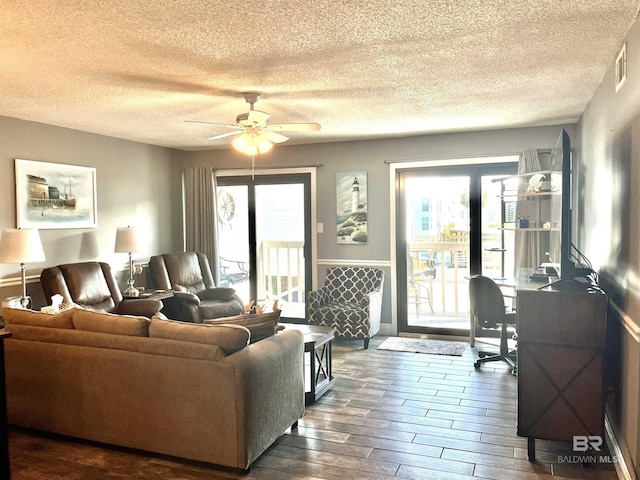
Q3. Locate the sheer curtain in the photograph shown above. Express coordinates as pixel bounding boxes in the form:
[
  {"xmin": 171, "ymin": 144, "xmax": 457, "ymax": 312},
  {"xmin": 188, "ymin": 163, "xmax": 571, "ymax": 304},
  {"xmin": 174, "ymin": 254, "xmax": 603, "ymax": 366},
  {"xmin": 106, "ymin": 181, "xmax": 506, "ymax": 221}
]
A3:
[{"xmin": 183, "ymin": 166, "xmax": 220, "ymax": 282}]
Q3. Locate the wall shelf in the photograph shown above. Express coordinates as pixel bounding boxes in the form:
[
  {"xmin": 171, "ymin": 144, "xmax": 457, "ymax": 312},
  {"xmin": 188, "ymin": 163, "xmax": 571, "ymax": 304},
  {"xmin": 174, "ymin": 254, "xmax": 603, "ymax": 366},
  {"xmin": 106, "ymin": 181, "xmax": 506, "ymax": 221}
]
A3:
[
  {"xmin": 499, "ymin": 227, "xmax": 560, "ymax": 232},
  {"xmin": 494, "ymin": 170, "xmax": 561, "ymax": 276},
  {"xmin": 501, "ymin": 191, "xmax": 560, "ymax": 198},
  {"xmin": 492, "ymin": 170, "xmax": 560, "ymax": 181}
]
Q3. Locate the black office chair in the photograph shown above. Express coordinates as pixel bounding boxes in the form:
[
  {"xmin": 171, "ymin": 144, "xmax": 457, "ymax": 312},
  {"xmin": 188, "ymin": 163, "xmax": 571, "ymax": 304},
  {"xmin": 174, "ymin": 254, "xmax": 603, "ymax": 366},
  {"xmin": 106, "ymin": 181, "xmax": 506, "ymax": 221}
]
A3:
[{"xmin": 469, "ymin": 275, "xmax": 517, "ymax": 373}]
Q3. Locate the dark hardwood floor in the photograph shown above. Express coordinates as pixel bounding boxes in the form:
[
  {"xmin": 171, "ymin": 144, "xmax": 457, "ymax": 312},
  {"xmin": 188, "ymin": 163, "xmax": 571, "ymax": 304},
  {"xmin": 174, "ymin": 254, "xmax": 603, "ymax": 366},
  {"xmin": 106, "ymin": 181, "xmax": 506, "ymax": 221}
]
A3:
[{"xmin": 7, "ymin": 335, "xmax": 619, "ymax": 479}]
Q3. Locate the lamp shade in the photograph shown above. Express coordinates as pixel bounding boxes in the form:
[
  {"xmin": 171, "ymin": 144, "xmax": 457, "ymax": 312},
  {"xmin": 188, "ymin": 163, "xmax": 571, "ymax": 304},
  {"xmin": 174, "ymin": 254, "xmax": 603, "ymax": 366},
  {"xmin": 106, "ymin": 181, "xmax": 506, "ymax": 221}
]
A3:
[
  {"xmin": 0, "ymin": 228, "xmax": 45, "ymax": 264},
  {"xmin": 114, "ymin": 226, "xmax": 140, "ymax": 253}
]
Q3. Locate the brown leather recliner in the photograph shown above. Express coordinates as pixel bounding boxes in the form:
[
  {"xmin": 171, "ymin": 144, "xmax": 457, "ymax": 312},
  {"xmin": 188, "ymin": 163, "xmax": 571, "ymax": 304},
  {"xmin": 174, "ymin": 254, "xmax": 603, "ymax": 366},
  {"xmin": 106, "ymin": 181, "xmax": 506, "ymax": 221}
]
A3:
[
  {"xmin": 149, "ymin": 251, "xmax": 244, "ymax": 323},
  {"xmin": 40, "ymin": 261, "xmax": 164, "ymax": 318}
]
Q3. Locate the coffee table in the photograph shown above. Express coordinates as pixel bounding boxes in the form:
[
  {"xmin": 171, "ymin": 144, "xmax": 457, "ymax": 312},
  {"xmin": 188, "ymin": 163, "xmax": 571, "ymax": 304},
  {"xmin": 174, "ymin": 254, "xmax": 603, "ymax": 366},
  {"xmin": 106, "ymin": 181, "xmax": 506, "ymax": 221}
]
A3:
[{"xmin": 280, "ymin": 323, "xmax": 335, "ymax": 405}]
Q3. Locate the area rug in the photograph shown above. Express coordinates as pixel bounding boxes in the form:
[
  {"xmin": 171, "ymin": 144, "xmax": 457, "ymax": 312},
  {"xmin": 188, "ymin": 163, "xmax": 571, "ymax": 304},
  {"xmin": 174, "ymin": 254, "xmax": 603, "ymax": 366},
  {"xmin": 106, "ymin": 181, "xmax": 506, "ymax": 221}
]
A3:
[{"xmin": 377, "ymin": 336, "xmax": 467, "ymax": 356}]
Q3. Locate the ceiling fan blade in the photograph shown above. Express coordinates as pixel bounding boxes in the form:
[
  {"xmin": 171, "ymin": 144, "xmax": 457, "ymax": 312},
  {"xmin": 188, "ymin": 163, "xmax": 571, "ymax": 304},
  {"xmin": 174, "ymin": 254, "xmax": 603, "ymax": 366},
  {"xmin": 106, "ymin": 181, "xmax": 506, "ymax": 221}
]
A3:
[
  {"xmin": 185, "ymin": 120, "xmax": 241, "ymax": 129},
  {"xmin": 265, "ymin": 130, "xmax": 290, "ymax": 144},
  {"xmin": 207, "ymin": 131, "xmax": 243, "ymax": 141},
  {"xmin": 267, "ymin": 122, "xmax": 321, "ymax": 132},
  {"xmin": 247, "ymin": 110, "xmax": 270, "ymax": 125}
]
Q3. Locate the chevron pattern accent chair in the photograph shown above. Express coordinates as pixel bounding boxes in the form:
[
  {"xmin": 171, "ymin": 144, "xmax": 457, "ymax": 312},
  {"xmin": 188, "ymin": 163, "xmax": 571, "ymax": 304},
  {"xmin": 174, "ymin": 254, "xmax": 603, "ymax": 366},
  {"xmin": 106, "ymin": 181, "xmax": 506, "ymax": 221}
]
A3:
[{"xmin": 308, "ymin": 266, "xmax": 384, "ymax": 349}]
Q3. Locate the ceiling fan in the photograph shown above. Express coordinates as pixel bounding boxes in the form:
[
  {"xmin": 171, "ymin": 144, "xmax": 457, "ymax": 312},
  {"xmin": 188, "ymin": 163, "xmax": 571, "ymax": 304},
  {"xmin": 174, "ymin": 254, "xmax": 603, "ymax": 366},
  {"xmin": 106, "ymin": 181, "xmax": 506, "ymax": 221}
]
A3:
[{"xmin": 186, "ymin": 92, "xmax": 321, "ymax": 156}]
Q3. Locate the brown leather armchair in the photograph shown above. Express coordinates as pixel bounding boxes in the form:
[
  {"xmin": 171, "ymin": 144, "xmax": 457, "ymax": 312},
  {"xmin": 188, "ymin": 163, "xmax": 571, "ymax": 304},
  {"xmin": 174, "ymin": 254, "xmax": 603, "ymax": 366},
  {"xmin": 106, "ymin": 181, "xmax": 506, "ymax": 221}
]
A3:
[
  {"xmin": 40, "ymin": 261, "xmax": 164, "ymax": 318},
  {"xmin": 149, "ymin": 251, "xmax": 244, "ymax": 323}
]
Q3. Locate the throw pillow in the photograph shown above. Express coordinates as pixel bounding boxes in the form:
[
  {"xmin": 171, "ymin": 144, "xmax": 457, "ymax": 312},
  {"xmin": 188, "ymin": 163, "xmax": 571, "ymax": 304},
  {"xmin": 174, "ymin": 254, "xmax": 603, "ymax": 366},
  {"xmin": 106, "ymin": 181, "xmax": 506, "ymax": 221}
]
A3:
[
  {"xmin": 204, "ymin": 309, "xmax": 281, "ymax": 344},
  {"xmin": 2, "ymin": 307, "xmax": 76, "ymax": 329},
  {"xmin": 148, "ymin": 317, "xmax": 250, "ymax": 355},
  {"xmin": 72, "ymin": 310, "xmax": 150, "ymax": 337}
]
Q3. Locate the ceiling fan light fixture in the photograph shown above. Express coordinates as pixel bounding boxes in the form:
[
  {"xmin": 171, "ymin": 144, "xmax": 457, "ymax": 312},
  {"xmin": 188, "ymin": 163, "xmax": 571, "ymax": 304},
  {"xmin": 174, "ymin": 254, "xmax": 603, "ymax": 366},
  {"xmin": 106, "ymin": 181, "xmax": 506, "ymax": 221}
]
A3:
[
  {"xmin": 193, "ymin": 93, "xmax": 319, "ymax": 163},
  {"xmin": 233, "ymin": 132, "xmax": 273, "ymax": 156},
  {"xmin": 245, "ymin": 145, "xmax": 258, "ymax": 156},
  {"xmin": 257, "ymin": 137, "xmax": 273, "ymax": 153},
  {"xmin": 233, "ymin": 133, "xmax": 251, "ymax": 152}
]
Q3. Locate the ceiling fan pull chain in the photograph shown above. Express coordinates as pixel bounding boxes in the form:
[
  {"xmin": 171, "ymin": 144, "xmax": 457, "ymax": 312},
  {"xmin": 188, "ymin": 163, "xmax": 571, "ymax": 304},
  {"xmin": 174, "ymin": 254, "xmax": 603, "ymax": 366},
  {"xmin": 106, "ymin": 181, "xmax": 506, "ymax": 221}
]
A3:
[{"xmin": 251, "ymin": 155, "xmax": 255, "ymax": 179}]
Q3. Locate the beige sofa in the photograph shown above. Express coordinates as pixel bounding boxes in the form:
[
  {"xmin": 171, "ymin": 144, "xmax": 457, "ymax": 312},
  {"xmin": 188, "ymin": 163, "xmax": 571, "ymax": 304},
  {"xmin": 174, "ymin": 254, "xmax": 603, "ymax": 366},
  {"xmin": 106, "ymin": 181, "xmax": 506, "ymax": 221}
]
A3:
[{"xmin": 2, "ymin": 307, "xmax": 305, "ymax": 470}]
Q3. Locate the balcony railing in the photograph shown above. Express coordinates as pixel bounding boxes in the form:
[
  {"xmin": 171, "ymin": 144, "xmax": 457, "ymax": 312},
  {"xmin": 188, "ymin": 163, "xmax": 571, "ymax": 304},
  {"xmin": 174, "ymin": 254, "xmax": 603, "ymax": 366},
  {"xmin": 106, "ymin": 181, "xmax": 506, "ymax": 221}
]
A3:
[
  {"xmin": 222, "ymin": 237, "xmax": 503, "ymax": 327},
  {"xmin": 409, "ymin": 242, "xmax": 470, "ymax": 315},
  {"xmin": 258, "ymin": 240, "xmax": 305, "ymax": 316}
]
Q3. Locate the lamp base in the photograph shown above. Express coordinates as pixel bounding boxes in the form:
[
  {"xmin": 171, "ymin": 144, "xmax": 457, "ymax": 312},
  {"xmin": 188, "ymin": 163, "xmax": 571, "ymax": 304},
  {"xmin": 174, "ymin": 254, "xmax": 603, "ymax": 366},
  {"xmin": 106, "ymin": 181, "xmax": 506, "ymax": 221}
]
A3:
[
  {"xmin": 123, "ymin": 285, "xmax": 139, "ymax": 297},
  {"xmin": 124, "ymin": 262, "xmax": 139, "ymax": 297},
  {"xmin": 19, "ymin": 296, "xmax": 32, "ymax": 309}
]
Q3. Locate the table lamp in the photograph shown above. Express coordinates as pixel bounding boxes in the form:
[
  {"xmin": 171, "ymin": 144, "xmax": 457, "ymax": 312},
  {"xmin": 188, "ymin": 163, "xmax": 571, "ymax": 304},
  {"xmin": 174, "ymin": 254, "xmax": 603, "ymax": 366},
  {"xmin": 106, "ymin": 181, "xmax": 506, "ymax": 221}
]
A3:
[
  {"xmin": 114, "ymin": 226, "xmax": 140, "ymax": 297},
  {"xmin": 0, "ymin": 228, "xmax": 46, "ymax": 309}
]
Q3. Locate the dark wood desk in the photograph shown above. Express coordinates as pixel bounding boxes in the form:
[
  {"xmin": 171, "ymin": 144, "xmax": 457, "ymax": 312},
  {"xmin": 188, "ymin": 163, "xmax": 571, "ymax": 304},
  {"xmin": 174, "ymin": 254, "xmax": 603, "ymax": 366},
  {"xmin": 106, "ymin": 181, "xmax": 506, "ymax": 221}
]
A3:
[
  {"xmin": 516, "ymin": 269, "xmax": 608, "ymax": 461},
  {"xmin": 0, "ymin": 331, "xmax": 11, "ymax": 479},
  {"xmin": 280, "ymin": 324, "xmax": 335, "ymax": 405}
]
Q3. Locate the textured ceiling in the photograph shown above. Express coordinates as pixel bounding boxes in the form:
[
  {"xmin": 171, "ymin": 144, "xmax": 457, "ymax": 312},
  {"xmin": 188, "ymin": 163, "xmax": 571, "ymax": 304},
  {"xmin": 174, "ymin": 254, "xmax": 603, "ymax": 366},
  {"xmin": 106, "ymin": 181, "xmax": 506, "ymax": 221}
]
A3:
[{"xmin": 1, "ymin": 1, "xmax": 639, "ymax": 151}]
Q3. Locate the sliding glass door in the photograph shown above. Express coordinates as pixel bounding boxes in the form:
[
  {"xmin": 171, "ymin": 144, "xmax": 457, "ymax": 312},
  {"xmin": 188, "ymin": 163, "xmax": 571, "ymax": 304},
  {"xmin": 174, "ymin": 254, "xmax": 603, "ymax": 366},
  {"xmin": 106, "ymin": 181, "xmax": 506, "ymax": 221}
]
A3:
[
  {"xmin": 403, "ymin": 174, "xmax": 471, "ymax": 328},
  {"xmin": 397, "ymin": 161, "xmax": 517, "ymax": 335},
  {"xmin": 216, "ymin": 174, "xmax": 311, "ymax": 321}
]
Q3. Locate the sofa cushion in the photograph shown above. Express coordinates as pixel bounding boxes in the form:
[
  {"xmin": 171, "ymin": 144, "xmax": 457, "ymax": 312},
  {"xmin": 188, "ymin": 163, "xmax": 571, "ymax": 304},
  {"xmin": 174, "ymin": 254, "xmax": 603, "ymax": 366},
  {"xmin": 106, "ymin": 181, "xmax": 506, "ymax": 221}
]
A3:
[
  {"xmin": 5, "ymin": 323, "xmax": 225, "ymax": 361},
  {"xmin": 2, "ymin": 307, "xmax": 76, "ymax": 329},
  {"xmin": 204, "ymin": 310, "xmax": 281, "ymax": 344},
  {"xmin": 72, "ymin": 310, "xmax": 150, "ymax": 337},
  {"xmin": 149, "ymin": 317, "xmax": 249, "ymax": 355}
]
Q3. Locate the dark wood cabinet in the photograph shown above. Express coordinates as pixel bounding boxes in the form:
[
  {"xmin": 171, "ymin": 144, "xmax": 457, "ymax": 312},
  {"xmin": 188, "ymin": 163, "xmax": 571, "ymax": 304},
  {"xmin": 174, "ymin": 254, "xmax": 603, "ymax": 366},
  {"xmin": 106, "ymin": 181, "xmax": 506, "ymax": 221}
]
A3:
[{"xmin": 516, "ymin": 270, "xmax": 608, "ymax": 461}]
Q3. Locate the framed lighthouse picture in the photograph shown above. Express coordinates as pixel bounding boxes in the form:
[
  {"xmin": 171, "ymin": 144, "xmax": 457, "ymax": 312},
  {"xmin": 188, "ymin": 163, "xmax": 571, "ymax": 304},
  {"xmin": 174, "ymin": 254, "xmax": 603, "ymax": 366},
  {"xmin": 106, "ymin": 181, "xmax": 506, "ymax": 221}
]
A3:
[{"xmin": 336, "ymin": 171, "xmax": 368, "ymax": 244}]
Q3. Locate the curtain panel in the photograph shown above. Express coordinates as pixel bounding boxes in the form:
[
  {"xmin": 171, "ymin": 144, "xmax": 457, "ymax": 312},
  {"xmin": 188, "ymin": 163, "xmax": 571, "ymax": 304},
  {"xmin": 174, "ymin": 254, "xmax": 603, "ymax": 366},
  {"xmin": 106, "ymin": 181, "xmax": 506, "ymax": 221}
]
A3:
[{"xmin": 183, "ymin": 166, "xmax": 219, "ymax": 282}]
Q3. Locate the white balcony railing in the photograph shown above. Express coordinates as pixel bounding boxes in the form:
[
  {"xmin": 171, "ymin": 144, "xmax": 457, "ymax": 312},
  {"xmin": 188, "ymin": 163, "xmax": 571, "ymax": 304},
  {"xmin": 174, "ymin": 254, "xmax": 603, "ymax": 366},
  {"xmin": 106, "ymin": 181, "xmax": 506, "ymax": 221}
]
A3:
[
  {"xmin": 258, "ymin": 240, "xmax": 305, "ymax": 316},
  {"xmin": 409, "ymin": 242, "xmax": 470, "ymax": 315},
  {"xmin": 225, "ymin": 239, "xmax": 480, "ymax": 322}
]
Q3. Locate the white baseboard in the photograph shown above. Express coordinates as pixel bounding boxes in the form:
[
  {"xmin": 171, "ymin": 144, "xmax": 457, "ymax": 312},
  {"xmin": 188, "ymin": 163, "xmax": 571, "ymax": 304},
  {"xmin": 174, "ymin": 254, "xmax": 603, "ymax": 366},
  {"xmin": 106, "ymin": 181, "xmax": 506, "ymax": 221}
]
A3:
[
  {"xmin": 379, "ymin": 323, "xmax": 394, "ymax": 335},
  {"xmin": 317, "ymin": 259, "xmax": 391, "ymax": 268}
]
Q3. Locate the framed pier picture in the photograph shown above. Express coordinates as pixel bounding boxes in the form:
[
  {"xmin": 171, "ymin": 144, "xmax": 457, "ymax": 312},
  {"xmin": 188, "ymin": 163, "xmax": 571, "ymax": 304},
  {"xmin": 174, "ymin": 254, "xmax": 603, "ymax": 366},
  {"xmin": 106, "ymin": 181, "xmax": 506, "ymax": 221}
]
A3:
[{"xmin": 15, "ymin": 159, "xmax": 97, "ymax": 229}]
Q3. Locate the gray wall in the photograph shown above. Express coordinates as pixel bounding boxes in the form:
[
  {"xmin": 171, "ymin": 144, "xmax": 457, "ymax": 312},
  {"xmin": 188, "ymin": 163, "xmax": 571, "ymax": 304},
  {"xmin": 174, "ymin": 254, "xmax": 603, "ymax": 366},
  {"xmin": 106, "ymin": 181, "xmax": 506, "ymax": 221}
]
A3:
[
  {"xmin": 0, "ymin": 116, "xmax": 183, "ymax": 308},
  {"xmin": 184, "ymin": 124, "xmax": 578, "ymax": 263},
  {"xmin": 578, "ymin": 16, "xmax": 640, "ymax": 475},
  {"xmin": 0, "ymin": 111, "xmax": 578, "ymax": 325},
  {"xmin": 183, "ymin": 123, "xmax": 576, "ymax": 327}
]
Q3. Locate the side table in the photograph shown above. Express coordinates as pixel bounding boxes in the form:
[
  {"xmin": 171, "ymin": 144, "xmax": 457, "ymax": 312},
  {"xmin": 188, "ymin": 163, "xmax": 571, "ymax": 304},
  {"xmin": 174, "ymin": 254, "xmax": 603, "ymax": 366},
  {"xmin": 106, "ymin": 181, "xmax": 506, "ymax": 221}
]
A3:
[
  {"xmin": 280, "ymin": 324, "xmax": 335, "ymax": 405},
  {"xmin": 0, "ymin": 331, "xmax": 11, "ymax": 479},
  {"xmin": 123, "ymin": 289, "xmax": 174, "ymax": 300}
]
